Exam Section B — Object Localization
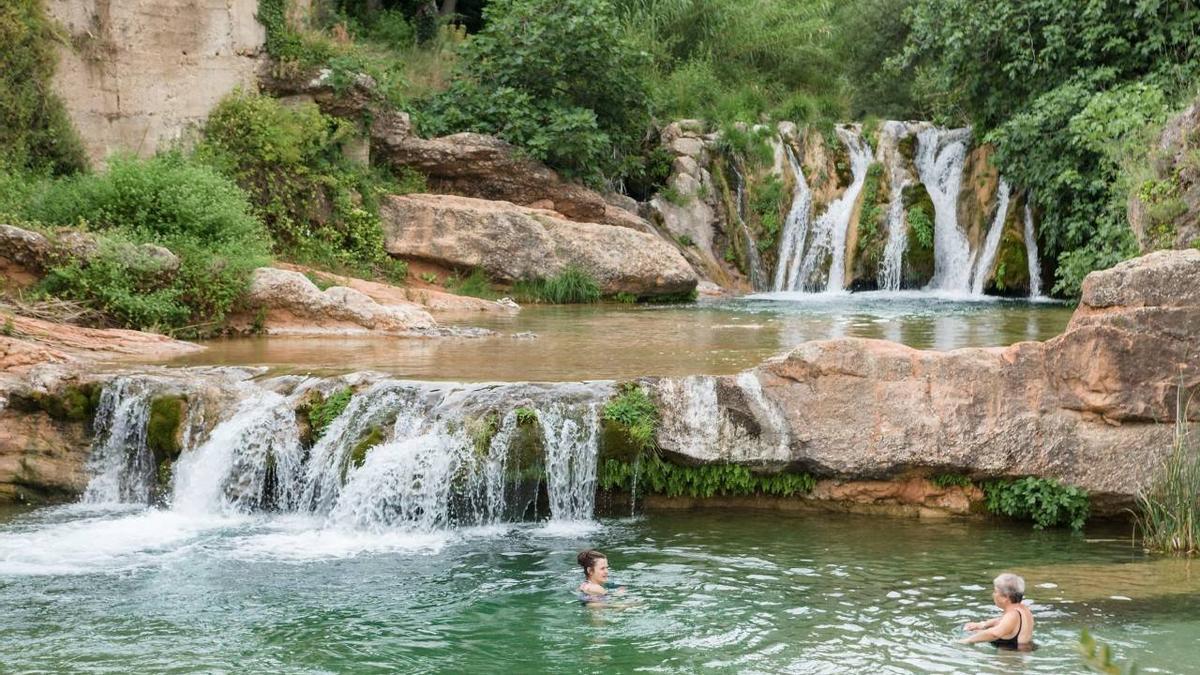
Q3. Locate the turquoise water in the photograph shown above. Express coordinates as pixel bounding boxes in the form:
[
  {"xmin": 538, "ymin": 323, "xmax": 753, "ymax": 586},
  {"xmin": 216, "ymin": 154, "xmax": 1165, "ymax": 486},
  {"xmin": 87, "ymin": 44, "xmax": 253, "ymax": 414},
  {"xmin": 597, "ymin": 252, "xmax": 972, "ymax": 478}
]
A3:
[{"xmin": 1, "ymin": 506, "xmax": 1194, "ymax": 673}]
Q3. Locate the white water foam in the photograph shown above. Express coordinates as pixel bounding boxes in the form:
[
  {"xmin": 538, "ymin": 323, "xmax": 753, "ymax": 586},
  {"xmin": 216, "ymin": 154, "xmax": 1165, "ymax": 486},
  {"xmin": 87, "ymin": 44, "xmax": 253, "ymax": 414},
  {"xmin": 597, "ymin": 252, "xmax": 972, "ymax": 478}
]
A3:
[
  {"xmin": 970, "ymin": 179, "xmax": 1011, "ymax": 295},
  {"xmin": 915, "ymin": 127, "xmax": 972, "ymax": 292}
]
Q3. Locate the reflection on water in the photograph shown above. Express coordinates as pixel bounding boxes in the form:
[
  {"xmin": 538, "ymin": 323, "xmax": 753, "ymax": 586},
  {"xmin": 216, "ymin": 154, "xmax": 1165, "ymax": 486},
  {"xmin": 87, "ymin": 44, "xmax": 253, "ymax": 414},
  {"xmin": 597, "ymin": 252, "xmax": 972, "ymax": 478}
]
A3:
[
  {"xmin": 161, "ymin": 293, "xmax": 1074, "ymax": 381},
  {"xmin": 0, "ymin": 508, "xmax": 1194, "ymax": 673}
]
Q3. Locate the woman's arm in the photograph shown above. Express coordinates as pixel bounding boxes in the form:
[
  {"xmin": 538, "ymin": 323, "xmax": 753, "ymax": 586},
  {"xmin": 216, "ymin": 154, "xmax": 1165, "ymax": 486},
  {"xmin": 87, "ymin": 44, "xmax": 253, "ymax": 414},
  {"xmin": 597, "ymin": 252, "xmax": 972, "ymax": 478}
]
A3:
[
  {"xmin": 960, "ymin": 612, "xmax": 1018, "ymax": 644},
  {"xmin": 963, "ymin": 617, "xmax": 1001, "ymax": 631}
]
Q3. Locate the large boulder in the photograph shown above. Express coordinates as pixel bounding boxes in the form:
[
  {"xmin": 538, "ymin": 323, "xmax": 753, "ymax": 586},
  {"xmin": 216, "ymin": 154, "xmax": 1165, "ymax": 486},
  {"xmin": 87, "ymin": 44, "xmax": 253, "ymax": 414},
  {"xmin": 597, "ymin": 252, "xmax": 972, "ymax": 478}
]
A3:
[
  {"xmin": 655, "ymin": 249, "xmax": 1200, "ymax": 507},
  {"xmin": 380, "ymin": 194, "xmax": 698, "ymax": 298},
  {"xmin": 376, "ymin": 133, "xmax": 651, "ymax": 231},
  {"xmin": 243, "ymin": 267, "xmax": 440, "ymax": 335}
]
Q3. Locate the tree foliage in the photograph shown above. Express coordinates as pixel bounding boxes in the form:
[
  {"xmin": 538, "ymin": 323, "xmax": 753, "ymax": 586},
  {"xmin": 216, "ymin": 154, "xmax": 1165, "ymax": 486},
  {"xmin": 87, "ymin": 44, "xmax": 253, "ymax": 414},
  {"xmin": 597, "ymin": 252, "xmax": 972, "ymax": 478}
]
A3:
[{"xmin": 419, "ymin": 0, "xmax": 653, "ymax": 183}]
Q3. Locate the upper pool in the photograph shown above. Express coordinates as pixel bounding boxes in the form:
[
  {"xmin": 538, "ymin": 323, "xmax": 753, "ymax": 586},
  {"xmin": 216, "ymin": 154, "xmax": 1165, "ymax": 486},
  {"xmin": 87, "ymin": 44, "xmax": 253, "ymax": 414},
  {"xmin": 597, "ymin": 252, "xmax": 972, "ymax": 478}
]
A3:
[{"xmin": 160, "ymin": 292, "xmax": 1074, "ymax": 381}]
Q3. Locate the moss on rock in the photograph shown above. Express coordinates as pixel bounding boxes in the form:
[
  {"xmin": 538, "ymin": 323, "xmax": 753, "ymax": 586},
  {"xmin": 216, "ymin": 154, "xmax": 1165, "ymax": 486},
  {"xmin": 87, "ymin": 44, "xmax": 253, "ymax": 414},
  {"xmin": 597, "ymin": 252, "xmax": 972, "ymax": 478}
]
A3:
[
  {"xmin": 11, "ymin": 383, "xmax": 103, "ymax": 422},
  {"xmin": 349, "ymin": 425, "xmax": 385, "ymax": 469},
  {"xmin": 988, "ymin": 229, "xmax": 1031, "ymax": 296}
]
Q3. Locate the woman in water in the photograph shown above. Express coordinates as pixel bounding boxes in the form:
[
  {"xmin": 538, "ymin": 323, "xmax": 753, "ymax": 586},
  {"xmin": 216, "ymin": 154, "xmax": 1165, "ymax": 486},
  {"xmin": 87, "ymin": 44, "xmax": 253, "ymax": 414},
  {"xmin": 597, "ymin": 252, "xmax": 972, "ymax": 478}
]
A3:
[
  {"xmin": 961, "ymin": 572, "xmax": 1035, "ymax": 648},
  {"xmin": 577, "ymin": 549, "xmax": 624, "ymax": 603}
]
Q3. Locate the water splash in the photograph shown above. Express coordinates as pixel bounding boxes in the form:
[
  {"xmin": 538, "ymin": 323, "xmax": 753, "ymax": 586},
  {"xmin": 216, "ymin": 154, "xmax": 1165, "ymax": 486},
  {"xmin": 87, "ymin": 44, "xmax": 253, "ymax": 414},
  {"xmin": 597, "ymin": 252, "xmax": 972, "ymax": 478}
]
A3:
[
  {"xmin": 1024, "ymin": 200, "xmax": 1043, "ymax": 298},
  {"xmin": 970, "ymin": 179, "xmax": 1011, "ymax": 295},
  {"xmin": 914, "ymin": 127, "xmax": 972, "ymax": 292}
]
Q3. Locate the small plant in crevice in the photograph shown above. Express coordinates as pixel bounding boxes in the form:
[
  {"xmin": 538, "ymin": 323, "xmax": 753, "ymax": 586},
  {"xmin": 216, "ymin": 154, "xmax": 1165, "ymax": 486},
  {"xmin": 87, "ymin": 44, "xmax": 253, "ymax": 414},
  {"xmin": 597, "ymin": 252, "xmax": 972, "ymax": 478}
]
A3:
[
  {"xmin": 514, "ymin": 407, "xmax": 538, "ymax": 426},
  {"xmin": 305, "ymin": 387, "xmax": 353, "ymax": 441},
  {"xmin": 930, "ymin": 473, "xmax": 972, "ymax": 489},
  {"xmin": 983, "ymin": 476, "xmax": 1090, "ymax": 531},
  {"xmin": 602, "ymin": 382, "xmax": 659, "ymax": 452},
  {"xmin": 613, "ymin": 291, "xmax": 638, "ymax": 304}
]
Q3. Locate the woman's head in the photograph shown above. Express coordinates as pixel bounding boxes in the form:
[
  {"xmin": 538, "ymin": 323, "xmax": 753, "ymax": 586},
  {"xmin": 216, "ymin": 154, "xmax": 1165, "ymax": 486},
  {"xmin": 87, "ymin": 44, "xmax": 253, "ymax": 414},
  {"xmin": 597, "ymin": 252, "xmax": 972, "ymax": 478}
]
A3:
[
  {"xmin": 992, "ymin": 573, "xmax": 1025, "ymax": 605},
  {"xmin": 578, "ymin": 549, "xmax": 609, "ymax": 583}
]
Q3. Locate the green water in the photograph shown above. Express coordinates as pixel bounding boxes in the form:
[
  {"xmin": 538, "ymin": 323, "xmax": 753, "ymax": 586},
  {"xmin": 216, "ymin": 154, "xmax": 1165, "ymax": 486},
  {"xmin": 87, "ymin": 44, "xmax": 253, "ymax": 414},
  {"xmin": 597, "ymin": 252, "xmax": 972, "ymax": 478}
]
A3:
[{"xmin": 1, "ymin": 506, "xmax": 1195, "ymax": 673}]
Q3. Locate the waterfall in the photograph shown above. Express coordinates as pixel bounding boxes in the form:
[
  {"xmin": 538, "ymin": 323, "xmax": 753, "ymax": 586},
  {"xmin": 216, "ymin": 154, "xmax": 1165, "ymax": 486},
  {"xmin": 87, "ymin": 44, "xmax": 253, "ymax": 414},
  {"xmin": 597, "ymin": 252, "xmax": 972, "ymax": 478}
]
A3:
[
  {"xmin": 777, "ymin": 126, "xmax": 873, "ymax": 292},
  {"xmin": 732, "ymin": 164, "xmax": 768, "ymax": 291},
  {"xmin": 1024, "ymin": 200, "xmax": 1043, "ymax": 298},
  {"xmin": 773, "ymin": 142, "xmax": 813, "ymax": 292},
  {"xmin": 539, "ymin": 403, "xmax": 600, "ymax": 522},
  {"xmin": 86, "ymin": 377, "xmax": 611, "ymax": 530},
  {"xmin": 970, "ymin": 179, "xmax": 1011, "ymax": 295},
  {"xmin": 914, "ymin": 127, "xmax": 972, "ymax": 292},
  {"xmin": 83, "ymin": 378, "xmax": 155, "ymax": 504},
  {"xmin": 878, "ymin": 122, "xmax": 913, "ymax": 291}
]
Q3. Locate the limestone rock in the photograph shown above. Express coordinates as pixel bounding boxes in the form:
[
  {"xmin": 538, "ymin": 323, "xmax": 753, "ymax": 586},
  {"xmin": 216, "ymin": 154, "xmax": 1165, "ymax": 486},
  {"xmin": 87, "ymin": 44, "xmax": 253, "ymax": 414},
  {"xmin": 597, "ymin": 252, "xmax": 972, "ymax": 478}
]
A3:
[
  {"xmin": 47, "ymin": 0, "xmax": 265, "ymax": 166},
  {"xmin": 654, "ymin": 249, "xmax": 1200, "ymax": 506},
  {"xmin": 245, "ymin": 268, "xmax": 439, "ymax": 334},
  {"xmin": 376, "ymin": 133, "xmax": 653, "ymax": 231},
  {"xmin": 380, "ymin": 194, "xmax": 698, "ymax": 298}
]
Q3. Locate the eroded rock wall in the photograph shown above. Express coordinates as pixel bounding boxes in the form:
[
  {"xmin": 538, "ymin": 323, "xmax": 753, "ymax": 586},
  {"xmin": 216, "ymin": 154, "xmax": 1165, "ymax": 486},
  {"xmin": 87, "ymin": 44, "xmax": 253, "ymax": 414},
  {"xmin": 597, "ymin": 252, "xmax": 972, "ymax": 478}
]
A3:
[{"xmin": 47, "ymin": 0, "xmax": 265, "ymax": 166}]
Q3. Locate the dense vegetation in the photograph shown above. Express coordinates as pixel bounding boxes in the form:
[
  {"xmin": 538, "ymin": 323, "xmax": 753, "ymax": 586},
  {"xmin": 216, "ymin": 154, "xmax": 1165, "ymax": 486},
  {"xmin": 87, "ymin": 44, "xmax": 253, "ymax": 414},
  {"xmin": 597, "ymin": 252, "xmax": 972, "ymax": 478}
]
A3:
[{"xmin": 1136, "ymin": 415, "xmax": 1200, "ymax": 554}]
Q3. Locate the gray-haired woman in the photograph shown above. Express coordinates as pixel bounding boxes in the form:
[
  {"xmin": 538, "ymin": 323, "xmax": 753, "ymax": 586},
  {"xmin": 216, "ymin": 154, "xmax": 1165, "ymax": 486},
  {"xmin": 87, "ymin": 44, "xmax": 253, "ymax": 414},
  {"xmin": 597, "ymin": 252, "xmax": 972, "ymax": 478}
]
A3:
[{"xmin": 961, "ymin": 573, "xmax": 1035, "ymax": 648}]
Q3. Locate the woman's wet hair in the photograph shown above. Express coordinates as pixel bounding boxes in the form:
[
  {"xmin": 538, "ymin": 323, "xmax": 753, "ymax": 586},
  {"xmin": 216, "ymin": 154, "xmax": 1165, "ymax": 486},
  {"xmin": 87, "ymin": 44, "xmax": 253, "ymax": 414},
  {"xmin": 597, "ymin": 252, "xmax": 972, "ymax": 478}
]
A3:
[
  {"xmin": 993, "ymin": 573, "xmax": 1026, "ymax": 602},
  {"xmin": 577, "ymin": 549, "xmax": 606, "ymax": 577}
]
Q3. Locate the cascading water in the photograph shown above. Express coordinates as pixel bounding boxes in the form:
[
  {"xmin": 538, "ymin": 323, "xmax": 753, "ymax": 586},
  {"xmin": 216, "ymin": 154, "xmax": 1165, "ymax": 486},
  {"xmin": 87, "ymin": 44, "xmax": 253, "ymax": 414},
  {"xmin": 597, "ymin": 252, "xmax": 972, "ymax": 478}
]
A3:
[
  {"xmin": 779, "ymin": 127, "xmax": 873, "ymax": 293},
  {"xmin": 1024, "ymin": 200, "xmax": 1043, "ymax": 298},
  {"xmin": 970, "ymin": 179, "xmax": 1011, "ymax": 295},
  {"xmin": 914, "ymin": 127, "xmax": 972, "ymax": 292},
  {"xmin": 732, "ymin": 164, "xmax": 768, "ymax": 291},
  {"xmin": 85, "ymin": 377, "xmax": 611, "ymax": 532},
  {"xmin": 773, "ymin": 142, "xmax": 813, "ymax": 292},
  {"xmin": 83, "ymin": 378, "xmax": 156, "ymax": 504},
  {"xmin": 878, "ymin": 122, "xmax": 913, "ymax": 291}
]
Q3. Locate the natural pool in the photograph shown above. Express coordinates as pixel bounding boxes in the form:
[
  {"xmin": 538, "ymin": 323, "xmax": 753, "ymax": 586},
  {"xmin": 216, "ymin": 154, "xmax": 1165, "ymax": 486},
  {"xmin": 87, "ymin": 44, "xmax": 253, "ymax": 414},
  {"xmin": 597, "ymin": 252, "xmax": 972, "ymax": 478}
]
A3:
[
  {"xmin": 1, "ymin": 506, "xmax": 1195, "ymax": 674},
  {"xmin": 161, "ymin": 292, "xmax": 1073, "ymax": 381}
]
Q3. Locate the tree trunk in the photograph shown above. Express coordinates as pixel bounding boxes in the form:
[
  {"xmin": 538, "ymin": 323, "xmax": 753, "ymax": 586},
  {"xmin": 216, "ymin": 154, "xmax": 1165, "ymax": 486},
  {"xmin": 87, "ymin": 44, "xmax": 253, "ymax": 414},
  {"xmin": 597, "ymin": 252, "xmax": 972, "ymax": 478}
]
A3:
[{"xmin": 440, "ymin": 0, "xmax": 457, "ymax": 17}]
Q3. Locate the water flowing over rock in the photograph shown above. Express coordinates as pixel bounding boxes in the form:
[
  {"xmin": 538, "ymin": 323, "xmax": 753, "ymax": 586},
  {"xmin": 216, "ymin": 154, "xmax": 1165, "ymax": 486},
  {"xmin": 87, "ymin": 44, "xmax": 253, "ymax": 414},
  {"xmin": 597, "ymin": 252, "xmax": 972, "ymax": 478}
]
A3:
[
  {"xmin": 915, "ymin": 127, "xmax": 973, "ymax": 292},
  {"xmin": 970, "ymin": 179, "xmax": 1011, "ymax": 295},
  {"xmin": 878, "ymin": 122, "xmax": 915, "ymax": 291},
  {"xmin": 773, "ymin": 127, "xmax": 874, "ymax": 292},
  {"xmin": 1024, "ymin": 202, "xmax": 1044, "ymax": 298},
  {"xmin": 773, "ymin": 144, "xmax": 814, "ymax": 292},
  {"xmin": 381, "ymin": 194, "xmax": 698, "ymax": 298}
]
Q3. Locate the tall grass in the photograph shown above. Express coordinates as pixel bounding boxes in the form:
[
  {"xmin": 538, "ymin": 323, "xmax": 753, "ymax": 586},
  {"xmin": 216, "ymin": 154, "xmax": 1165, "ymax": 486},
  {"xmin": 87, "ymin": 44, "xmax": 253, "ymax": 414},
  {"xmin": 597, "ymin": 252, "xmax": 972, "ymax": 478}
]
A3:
[
  {"xmin": 1135, "ymin": 400, "xmax": 1200, "ymax": 555},
  {"xmin": 512, "ymin": 265, "xmax": 601, "ymax": 304}
]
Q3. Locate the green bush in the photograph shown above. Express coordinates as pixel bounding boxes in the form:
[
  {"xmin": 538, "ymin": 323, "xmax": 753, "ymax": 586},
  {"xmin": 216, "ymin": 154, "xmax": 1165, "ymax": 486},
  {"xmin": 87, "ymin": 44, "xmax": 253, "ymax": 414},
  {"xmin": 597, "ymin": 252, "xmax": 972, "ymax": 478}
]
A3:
[
  {"xmin": 983, "ymin": 477, "xmax": 1090, "ymax": 531},
  {"xmin": 197, "ymin": 90, "xmax": 412, "ymax": 280},
  {"xmin": 23, "ymin": 154, "xmax": 271, "ymax": 332},
  {"xmin": 0, "ymin": 0, "xmax": 87, "ymax": 176},
  {"xmin": 420, "ymin": 0, "xmax": 652, "ymax": 183},
  {"xmin": 305, "ymin": 387, "xmax": 354, "ymax": 442},
  {"xmin": 512, "ymin": 266, "xmax": 601, "ymax": 304}
]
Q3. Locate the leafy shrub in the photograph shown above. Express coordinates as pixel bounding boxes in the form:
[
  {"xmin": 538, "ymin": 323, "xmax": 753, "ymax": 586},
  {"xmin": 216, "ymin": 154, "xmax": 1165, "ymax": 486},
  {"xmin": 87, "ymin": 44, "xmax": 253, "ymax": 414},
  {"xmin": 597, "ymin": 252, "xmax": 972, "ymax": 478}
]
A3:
[
  {"xmin": 197, "ymin": 91, "xmax": 410, "ymax": 280},
  {"xmin": 602, "ymin": 382, "xmax": 659, "ymax": 452},
  {"xmin": 983, "ymin": 477, "xmax": 1090, "ymax": 531},
  {"xmin": 23, "ymin": 154, "xmax": 271, "ymax": 332},
  {"xmin": 0, "ymin": 0, "xmax": 87, "ymax": 176},
  {"xmin": 419, "ymin": 0, "xmax": 652, "ymax": 183},
  {"xmin": 512, "ymin": 266, "xmax": 601, "ymax": 304}
]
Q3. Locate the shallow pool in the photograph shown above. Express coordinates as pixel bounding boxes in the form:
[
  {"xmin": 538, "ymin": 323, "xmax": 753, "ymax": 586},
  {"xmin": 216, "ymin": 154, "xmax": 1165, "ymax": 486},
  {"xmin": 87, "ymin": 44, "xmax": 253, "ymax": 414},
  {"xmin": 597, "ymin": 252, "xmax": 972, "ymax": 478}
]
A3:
[{"xmin": 160, "ymin": 292, "xmax": 1073, "ymax": 381}]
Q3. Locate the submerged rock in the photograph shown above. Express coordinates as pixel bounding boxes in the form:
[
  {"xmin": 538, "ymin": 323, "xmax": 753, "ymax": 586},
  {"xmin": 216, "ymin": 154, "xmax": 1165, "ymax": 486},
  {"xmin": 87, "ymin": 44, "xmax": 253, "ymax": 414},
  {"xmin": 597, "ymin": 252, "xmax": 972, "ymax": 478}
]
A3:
[{"xmin": 380, "ymin": 194, "xmax": 698, "ymax": 298}]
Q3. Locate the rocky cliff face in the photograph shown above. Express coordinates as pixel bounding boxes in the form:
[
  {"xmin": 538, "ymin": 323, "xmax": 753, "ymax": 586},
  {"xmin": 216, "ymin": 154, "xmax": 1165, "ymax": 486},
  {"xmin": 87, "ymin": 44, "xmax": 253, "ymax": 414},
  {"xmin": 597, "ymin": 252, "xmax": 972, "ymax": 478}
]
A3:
[{"xmin": 47, "ymin": 0, "xmax": 265, "ymax": 166}]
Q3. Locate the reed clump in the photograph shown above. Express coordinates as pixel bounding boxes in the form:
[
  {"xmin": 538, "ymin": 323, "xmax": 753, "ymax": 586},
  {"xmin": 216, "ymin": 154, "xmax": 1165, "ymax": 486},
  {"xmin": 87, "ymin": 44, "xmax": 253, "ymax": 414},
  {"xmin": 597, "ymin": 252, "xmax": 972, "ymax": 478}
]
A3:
[{"xmin": 1135, "ymin": 409, "xmax": 1200, "ymax": 555}]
